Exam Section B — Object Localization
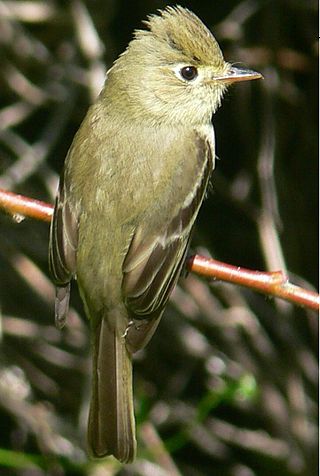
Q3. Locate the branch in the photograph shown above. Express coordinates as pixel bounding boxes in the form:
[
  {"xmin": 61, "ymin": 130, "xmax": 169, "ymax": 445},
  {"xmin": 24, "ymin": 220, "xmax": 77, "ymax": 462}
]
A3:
[
  {"xmin": 0, "ymin": 188, "xmax": 318, "ymax": 312},
  {"xmin": 188, "ymin": 255, "xmax": 319, "ymax": 311},
  {"xmin": 0, "ymin": 188, "xmax": 52, "ymax": 223}
]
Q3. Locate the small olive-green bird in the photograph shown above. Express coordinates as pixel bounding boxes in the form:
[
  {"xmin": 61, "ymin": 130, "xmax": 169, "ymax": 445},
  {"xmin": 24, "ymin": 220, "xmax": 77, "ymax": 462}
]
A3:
[{"xmin": 49, "ymin": 5, "xmax": 261, "ymax": 463}]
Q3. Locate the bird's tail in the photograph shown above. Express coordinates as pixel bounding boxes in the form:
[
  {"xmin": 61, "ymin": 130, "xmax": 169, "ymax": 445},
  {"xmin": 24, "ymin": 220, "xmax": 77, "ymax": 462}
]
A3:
[{"xmin": 87, "ymin": 313, "xmax": 136, "ymax": 463}]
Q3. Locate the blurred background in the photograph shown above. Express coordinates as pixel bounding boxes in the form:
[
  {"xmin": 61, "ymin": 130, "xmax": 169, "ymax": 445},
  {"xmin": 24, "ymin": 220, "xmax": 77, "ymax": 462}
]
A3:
[{"xmin": 0, "ymin": 1, "xmax": 318, "ymax": 475}]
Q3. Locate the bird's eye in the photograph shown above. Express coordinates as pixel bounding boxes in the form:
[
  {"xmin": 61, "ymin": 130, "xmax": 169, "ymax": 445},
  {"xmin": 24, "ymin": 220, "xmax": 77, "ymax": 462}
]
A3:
[{"xmin": 179, "ymin": 66, "xmax": 198, "ymax": 81}]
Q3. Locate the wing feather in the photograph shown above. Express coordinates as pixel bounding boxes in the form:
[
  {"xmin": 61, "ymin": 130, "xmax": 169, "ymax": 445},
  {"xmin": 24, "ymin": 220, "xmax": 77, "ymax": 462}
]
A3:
[
  {"xmin": 122, "ymin": 137, "xmax": 213, "ymax": 352},
  {"xmin": 49, "ymin": 168, "xmax": 78, "ymax": 327}
]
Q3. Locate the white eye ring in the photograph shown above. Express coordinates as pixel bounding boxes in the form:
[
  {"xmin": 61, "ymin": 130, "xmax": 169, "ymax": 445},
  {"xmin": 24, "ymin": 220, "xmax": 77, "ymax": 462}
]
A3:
[{"xmin": 174, "ymin": 64, "xmax": 199, "ymax": 82}]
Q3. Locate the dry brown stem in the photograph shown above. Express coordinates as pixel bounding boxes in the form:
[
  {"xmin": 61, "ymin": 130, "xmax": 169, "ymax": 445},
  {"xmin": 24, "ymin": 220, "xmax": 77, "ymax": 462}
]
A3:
[{"xmin": 0, "ymin": 188, "xmax": 318, "ymax": 312}]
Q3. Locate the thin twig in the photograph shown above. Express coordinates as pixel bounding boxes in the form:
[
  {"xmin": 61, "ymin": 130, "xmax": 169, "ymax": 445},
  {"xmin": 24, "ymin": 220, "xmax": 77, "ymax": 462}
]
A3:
[
  {"xmin": 188, "ymin": 255, "xmax": 319, "ymax": 311},
  {"xmin": 0, "ymin": 188, "xmax": 318, "ymax": 312},
  {"xmin": 0, "ymin": 188, "xmax": 52, "ymax": 222},
  {"xmin": 140, "ymin": 422, "xmax": 182, "ymax": 476}
]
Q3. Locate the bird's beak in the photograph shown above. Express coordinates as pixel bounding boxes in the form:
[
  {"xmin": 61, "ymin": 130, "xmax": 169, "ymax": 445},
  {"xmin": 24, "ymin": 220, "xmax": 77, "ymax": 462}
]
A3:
[{"xmin": 215, "ymin": 66, "xmax": 263, "ymax": 83}]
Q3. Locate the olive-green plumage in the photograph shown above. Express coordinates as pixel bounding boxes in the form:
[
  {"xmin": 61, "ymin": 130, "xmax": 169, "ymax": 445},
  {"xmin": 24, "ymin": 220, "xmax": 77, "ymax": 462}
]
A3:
[{"xmin": 49, "ymin": 5, "xmax": 261, "ymax": 463}]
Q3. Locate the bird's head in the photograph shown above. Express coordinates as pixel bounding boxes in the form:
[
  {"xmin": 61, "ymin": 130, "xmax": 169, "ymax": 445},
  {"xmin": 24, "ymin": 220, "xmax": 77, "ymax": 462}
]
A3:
[{"xmin": 105, "ymin": 6, "xmax": 261, "ymax": 125}]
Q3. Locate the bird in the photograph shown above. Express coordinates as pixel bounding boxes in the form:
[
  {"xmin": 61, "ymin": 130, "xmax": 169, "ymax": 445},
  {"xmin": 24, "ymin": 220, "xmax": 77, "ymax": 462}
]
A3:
[{"xmin": 49, "ymin": 5, "xmax": 261, "ymax": 463}]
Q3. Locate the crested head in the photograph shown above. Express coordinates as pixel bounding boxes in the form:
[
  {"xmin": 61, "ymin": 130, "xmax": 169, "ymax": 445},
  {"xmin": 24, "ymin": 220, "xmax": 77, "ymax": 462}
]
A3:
[
  {"xmin": 140, "ymin": 6, "xmax": 225, "ymax": 69},
  {"xmin": 102, "ymin": 6, "xmax": 253, "ymax": 126}
]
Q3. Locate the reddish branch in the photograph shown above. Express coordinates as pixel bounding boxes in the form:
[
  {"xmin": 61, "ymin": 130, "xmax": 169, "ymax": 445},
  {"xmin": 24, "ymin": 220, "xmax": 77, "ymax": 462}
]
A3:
[
  {"xmin": 189, "ymin": 256, "xmax": 319, "ymax": 311},
  {"xmin": 0, "ymin": 188, "xmax": 318, "ymax": 312},
  {"xmin": 0, "ymin": 188, "xmax": 53, "ymax": 223}
]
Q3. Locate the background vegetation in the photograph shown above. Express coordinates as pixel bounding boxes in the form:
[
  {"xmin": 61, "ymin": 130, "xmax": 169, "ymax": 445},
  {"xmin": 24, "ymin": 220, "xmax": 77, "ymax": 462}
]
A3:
[{"xmin": 0, "ymin": 1, "xmax": 318, "ymax": 475}]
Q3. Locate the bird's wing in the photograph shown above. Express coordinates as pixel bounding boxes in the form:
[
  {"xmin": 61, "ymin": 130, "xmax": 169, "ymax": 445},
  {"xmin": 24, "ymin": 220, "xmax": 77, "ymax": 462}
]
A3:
[
  {"xmin": 49, "ymin": 167, "xmax": 78, "ymax": 328},
  {"xmin": 122, "ymin": 137, "xmax": 213, "ymax": 353}
]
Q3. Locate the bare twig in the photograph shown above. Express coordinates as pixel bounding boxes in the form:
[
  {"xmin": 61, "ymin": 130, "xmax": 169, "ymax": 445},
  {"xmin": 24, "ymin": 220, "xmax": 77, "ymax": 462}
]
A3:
[
  {"xmin": 257, "ymin": 68, "xmax": 288, "ymax": 282},
  {"xmin": 140, "ymin": 422, "xmax": 182, "ymax": 476},
  {"xmin": 0, "ymin": 188, "xmax": 52, "ymax": 221},
  {"xmin": 0, "ymin": 188, "xmax": 318, "ymax": 312},
  {"xmin": 70, "ymin": 0, "xmax": 106, "ymax": 100},
  {"xmin": 188, "ymin": 255, "xmax": 319, "ymax": 311}
]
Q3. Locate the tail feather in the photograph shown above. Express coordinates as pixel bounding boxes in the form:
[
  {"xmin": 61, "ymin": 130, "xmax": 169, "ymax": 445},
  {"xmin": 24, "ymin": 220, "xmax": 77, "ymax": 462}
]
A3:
[{"xmin": 88, "ymin": 315, "xmax": 136, "ymax": 462}]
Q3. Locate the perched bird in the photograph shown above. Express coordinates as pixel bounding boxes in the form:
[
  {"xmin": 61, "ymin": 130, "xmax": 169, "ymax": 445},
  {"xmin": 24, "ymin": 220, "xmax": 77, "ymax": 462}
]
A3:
[{"xmin": 49, "ymin": 5, "xmax": 261, "ymax": 463}]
